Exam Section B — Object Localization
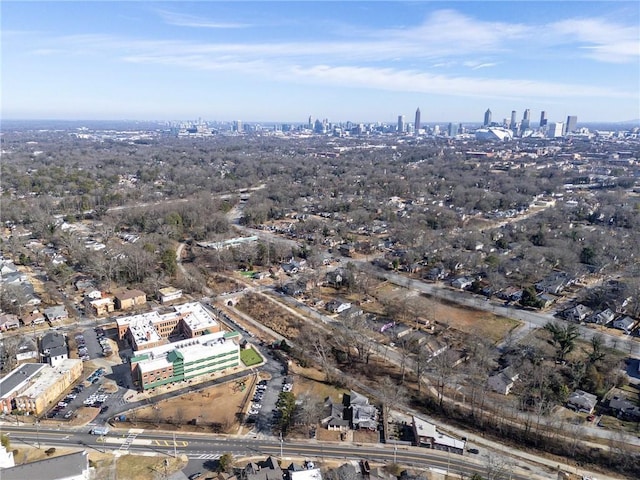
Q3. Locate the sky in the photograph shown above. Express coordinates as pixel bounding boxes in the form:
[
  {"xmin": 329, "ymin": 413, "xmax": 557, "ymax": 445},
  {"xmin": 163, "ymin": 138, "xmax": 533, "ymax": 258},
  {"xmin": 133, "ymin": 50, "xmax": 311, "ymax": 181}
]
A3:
[{"xmin": 2, "ymin": 1, "xmax": 639, "ymax": 123}]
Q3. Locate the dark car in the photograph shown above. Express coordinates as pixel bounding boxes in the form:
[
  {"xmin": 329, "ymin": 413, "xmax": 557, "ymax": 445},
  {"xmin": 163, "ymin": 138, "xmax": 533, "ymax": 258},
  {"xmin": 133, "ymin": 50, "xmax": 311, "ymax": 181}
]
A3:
[
  {"xmin": 468, "ymin": 448, "xmax": 479, "ymax": 454},
  {"xmin": 100, "ymin": 405, "xmax": 109, "ymax": 413}
]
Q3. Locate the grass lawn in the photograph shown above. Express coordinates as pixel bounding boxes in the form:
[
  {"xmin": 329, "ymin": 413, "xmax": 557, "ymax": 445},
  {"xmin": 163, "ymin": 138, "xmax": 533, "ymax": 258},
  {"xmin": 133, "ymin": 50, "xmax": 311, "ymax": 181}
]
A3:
[
  {"xmin": 115, "ymin": 455, "xmax": 187, "ymax": 480},
  {"xmin": 240, "ymin": 347, "xmax": 263, "ymax": 366},
  {"xmin": 239, "ymin": 270, "xmax": 255, "ymax": 278}
]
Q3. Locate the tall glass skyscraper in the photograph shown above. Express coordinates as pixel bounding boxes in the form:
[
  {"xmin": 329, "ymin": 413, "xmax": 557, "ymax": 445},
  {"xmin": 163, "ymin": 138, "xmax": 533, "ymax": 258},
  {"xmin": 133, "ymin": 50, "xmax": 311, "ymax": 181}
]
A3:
[{"xmin": 483, "ymin": 108, "xmax": 492, "ymax": 126}]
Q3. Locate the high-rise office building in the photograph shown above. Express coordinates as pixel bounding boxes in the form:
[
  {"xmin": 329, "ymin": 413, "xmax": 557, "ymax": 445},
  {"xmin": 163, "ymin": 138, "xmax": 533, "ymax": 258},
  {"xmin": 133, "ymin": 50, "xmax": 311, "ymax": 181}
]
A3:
[
  {"xmin": 510, "ymin": 111, "xmax": 517, "ymax": 131},
  {"xmin": 539, "ymin": 111, "xmax": 548, "ymax": 127},
  {"xmin": 548, "ymin": 122, "xmax": 564, "ymax": 138},
  {"xmin": 522, "ymin": 109, "xmax": 531, "ymax": 130},
  {"xmin": 233, "ymin": 120, "xmax": 243, "ymax": 133},
  {"xmin": 414, "ymin": 108, "xmax": 421, "ymax": 132},
  {"xmin": 448, "ymin": 123, "xmax": 458, "ymax": 137},
  {"xmin": 397, "ymin": 115, "xmax": 405, "ymax": 133},
  {"xmin": 565, "ymin": 115, "xmax": 578, "ymax": 134},
  {"xmin": 484, "ymin": 108, "xmax": 492, "ymax": 126}
]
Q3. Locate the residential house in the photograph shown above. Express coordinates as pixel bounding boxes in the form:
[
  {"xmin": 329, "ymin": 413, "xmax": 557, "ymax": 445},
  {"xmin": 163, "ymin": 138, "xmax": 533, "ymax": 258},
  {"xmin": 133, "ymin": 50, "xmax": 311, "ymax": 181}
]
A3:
[
  {"xmin": 74, "ymin": 279, "xmax": 95, "ymax": 292},
  {"xmin": 321, "ymin": 396, "xmax": 350, "ymax": 431},
  {"xmin": 487, "ymin": 367, "xmax": 519, "ymax": 395},
  {"xmin": 451, "ymin": 277, "xmax": 473, "ymax": 290},
  {"xmin": 562, "ymin": 304, "xmax": 592, "ymax": 323},
  {"xmin": 498, "ymin": 286, "xmax": 523, "ymax": 302},
  {"xmin": 15, "ymin": 339, "xmax": 38, "ymax": 363},
  {"xmin": 423, "ymin": 336, "xmax": 447, "ymax": 360},
  {"xmin": 566, "ymin": 389, "xmax": 598, "ymax": 414},
  {"xmin": 113, "ymin": 288, "xmax": 146, "ymax": 310},
  {"xmin": 326, "ymin": 300, "xmax": 352, "ymax": 314},
  {"xmin": 243, "ymin": 457, "xmax": 283, "ymax": 480},
  {"xmin": 21, "ymin": 311, "xmax": 45, "ymax": 327},
  {"xmin": 84, "ymin": 289, "xmax": 103, "ymax": 301},
  {"xmin": 40, "ymin": 331, "xmax": 68, "ymax": 367},
  {"xmin": 612, "ymin": 316, "xmax": 636, "ymax": 335},
  {"xmin": 608, "ymin": 395, "xmax": 640, "ymax": 421},
  {"xmin": 537, "ymin": 293, "xmax": 556, "ymax": 308},
  {"xmin": 280, "ymin": 282, "xmax": 305, "ymax": 297},
  {"xmin": 326, "ymin": 269, "xmax": 345, "ymax": 288},
  {"xmin": 338, "ymin": 307, "xmax": 364, "ymax": 322},
  {"xmin": 157, "ymin": 286, "xmax": 183, "ymax": 304},
  {"xmin": 44, "ymin": 305, "xmax": 68, "ymax": 323},
  {"xmin": 589, "ymin": 308, "xmax": 616, "ymax": 326},
  {"xmin": 425, "ymin": 266, "xmax": 447, "ymax": 281},
  {"xmin": 0, "ymin": 313, "xmax": 20, "ymax": 331},
  {"xmin": 89, "ymin": 297, "xmax": 115, "ymax": 316},
  {"xmin": 345, "ymin": 390, "xmax": 378, "ymax": 430},
  {"xmin": 535, "ymin": 272, "xmax": 572, "ymax": 294},
  {"xmin": 286, "ymin": 463, "xmax": 322, "ymax": 480}
]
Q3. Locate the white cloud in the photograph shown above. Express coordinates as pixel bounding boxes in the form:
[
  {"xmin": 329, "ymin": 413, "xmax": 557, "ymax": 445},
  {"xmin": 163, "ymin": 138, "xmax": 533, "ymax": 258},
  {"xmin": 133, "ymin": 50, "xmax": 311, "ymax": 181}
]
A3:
[
  {"xmin": 463, "ymin": 61, "xmax": 499, "ymax": 70},
  {"xmin": 157, "ymin": 10, "xmax": 251, "ymax": 29},
  {"xmin": 550, "ymin": 18, "xmax": 640, "ymax": 63},
  {"xmin": 283, "ymin": 64, "xmax": 631, "ymax": 101}
]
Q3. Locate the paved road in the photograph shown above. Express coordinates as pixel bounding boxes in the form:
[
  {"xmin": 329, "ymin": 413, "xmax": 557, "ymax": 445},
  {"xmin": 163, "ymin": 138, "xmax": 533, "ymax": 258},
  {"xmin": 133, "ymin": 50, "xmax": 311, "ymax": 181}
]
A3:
[{"xmin": 1, "ymin": 424, "xmax": 552, "ymax": 480}]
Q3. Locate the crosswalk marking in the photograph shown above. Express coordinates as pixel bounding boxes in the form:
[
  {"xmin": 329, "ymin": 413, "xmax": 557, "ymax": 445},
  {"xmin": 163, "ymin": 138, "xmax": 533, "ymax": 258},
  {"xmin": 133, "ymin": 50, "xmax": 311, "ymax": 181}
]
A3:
[{"xmin": 195, "ymin": 454, "xmax": 221, "ymax": 460}]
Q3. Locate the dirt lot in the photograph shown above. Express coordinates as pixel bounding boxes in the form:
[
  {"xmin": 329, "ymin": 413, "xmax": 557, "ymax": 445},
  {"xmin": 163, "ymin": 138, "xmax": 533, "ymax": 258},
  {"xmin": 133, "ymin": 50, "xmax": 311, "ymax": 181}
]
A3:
[
  {"xmin": 206, "ymin": 274, "xmax": 244, "ymax": 295},
  {"xmin": 132, "ymin": 376, "xmax": 255, "ymax": 433},
  {"xmin": 236, "ymin": 293, "xmax": 304, "ymax": 338},
  {"xmin": 375, "ymin": 283, "xmax": 520, "ymax": 344}
]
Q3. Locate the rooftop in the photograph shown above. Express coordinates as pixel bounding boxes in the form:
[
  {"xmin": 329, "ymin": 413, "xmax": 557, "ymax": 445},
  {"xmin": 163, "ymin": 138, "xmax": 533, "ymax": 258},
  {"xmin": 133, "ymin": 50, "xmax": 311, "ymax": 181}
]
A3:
[
  {"xmin": 1, "ymin": 450, "xmax": 89, "ymax": 480},
  {"xmin": 17, "ymin": 359, "xmax": 82, "ymax": 400},
  {"xmin": 134, "ymin": 331, "xmax": 238, "ymax": 374},
  {"xmin": 0, "ymin": 363, "xmax": 48, "ymax": 400}
]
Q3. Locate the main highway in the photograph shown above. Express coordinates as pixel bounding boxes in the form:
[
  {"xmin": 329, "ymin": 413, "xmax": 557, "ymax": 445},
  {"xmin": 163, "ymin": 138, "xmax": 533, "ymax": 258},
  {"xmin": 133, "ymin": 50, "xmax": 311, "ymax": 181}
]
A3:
[{"xmin": 1, "ymin": 424, "xmax": 542, "ymax": 480}]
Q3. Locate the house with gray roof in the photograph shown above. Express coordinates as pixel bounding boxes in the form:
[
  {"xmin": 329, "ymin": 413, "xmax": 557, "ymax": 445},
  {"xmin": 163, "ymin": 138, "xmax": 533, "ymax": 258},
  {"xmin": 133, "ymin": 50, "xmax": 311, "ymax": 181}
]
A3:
[
  {"xmin": 243, "ymin": 456, "xmax": 283, "ymax": 480},
  {"xmin": 40, "ymin": 331, "xmax": 68, "ymax": 367},
  {"xmin": 346, "ymin": 390, "xmax": 379, "ymax": 431},
  {"xmin": 321, "ymin": 396, "xmax": 350, "ymax": 431},
  {"xmin": 612, "ymin": 316, "xmax": 636, "ymax": 335},
  {"xmin": 0, "ymin": 450, "xmax": 89, "ymax": 480},
  {"xmin": 487, "ymin": 367, "xmax": 519, "ymax": 395},
  {"xmin": 567, "ymin": 389, "xmax": 598, "ymax": 414},
  {"xmin": 44, "ymin": 305, "xmax": 68, "ymax": 322}
]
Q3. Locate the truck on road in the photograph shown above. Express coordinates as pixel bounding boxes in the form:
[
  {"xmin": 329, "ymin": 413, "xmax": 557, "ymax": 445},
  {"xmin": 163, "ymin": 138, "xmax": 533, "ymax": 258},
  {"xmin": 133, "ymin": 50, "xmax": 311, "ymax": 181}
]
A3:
[{"xmin": 90, "ymin": 426, "xmax": 110, "ymax": 435}]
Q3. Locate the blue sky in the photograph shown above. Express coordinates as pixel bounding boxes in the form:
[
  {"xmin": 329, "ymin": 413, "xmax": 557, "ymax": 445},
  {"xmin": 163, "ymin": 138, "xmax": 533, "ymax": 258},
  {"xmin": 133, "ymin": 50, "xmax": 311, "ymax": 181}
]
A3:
[{"xmin": 2, "ymin": 1, "xmax": 639, "ymax": 123}]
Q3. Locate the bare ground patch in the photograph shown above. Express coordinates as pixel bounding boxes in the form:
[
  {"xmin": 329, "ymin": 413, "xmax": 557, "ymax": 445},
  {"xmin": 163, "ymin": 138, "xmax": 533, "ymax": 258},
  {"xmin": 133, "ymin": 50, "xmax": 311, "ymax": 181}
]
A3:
[
  {"xmin": 375, "ymin": 283, "xmax": 520, "ymax": 344},
  {"xmin": 236, "ymin": 293, "xmax": 304, "ymax": 338},
  {"xmin": 131, "ymin": 378, "xmax": 252, "ymax": 433}
]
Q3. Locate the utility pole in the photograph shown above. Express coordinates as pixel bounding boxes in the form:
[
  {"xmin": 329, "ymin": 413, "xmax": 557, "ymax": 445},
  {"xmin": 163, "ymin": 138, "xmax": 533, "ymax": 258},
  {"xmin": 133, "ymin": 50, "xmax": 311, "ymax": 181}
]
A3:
[
  {"xmin": 173, "ymin": 431, "xmax": 177, "ymax": 458},
  {"xmin": 36, "ymin": 419, "xmax": 40, "ymax": 449},
  {"xmin": 280, "ymin": 432, "xmax": 283, "ymax": 458}
]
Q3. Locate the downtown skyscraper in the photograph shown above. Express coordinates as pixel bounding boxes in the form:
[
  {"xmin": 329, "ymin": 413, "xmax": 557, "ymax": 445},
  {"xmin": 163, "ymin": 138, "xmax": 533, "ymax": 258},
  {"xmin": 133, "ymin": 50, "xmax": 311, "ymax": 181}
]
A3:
[
  {"xmin": 414, "ymin": 108, "xmax": 421, "ymax": 132},
  {"xmin": 484, "ymin": 108, "xmax": 492, "ymax": 126}
]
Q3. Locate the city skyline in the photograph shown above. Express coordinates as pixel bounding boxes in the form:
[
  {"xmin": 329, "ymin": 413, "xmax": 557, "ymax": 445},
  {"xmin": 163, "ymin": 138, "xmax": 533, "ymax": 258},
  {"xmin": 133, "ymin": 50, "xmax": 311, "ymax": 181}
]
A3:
[{"xmin": 2, "ymin": 1, "xmax": 639, "ymax": 122}]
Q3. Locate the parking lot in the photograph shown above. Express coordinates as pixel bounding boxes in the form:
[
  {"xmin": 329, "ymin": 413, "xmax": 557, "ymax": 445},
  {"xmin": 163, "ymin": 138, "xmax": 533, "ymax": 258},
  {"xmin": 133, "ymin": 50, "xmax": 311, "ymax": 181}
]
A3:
[{"xmin": 45, "ymin": 367, "xmax": 108, "ymax": 421}]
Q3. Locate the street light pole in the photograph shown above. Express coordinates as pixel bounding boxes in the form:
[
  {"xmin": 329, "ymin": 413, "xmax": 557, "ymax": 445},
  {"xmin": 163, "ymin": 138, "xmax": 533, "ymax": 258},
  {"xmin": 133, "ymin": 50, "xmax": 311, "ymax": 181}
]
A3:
[
  {"xmin": 36, "ymin": 419, "xmax": 40, "ymax": 449},
  {"xmin": 393, "ymin": 444, "xmax": 397, "ymax": 464},
  {"xmin": 280, "ymin": 432, "xmax": 283, "ymax": 459}
]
